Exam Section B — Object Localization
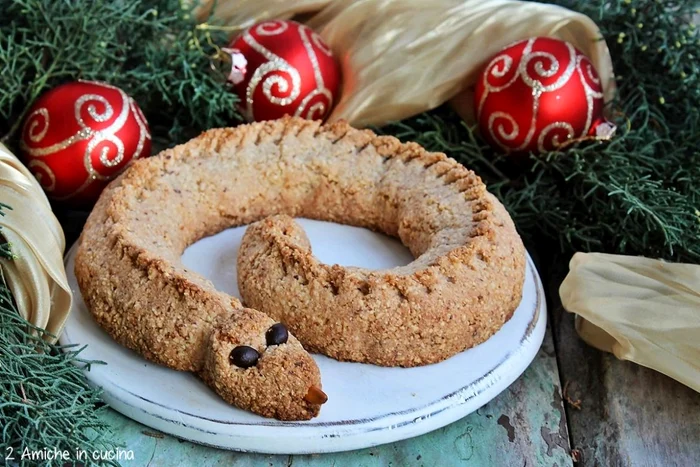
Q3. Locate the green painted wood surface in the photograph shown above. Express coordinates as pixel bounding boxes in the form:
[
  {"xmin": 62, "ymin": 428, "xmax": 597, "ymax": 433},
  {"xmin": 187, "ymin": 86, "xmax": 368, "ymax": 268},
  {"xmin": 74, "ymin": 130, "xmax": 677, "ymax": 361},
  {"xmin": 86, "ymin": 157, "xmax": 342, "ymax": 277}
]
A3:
[{"xmin": 101, "ymin": 326, "xmax": 571, "ymax": 467}]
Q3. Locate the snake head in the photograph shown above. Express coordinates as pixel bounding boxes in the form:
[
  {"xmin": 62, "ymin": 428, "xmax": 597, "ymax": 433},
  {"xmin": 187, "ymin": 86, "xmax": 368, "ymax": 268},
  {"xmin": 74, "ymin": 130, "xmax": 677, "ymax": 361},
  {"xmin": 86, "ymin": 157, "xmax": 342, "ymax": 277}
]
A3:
[{"xmin": 202, "ymin": 308, "xmax": 326, "ymax": 421}]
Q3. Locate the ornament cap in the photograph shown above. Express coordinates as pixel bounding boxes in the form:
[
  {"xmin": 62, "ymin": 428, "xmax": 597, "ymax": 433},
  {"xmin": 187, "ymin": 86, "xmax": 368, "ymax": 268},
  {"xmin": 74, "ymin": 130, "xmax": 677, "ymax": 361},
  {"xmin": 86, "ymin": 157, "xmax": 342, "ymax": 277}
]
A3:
[
  {"xmin": 223, "ymin": 48, "xmax": 248, "ymax": 85},
  {"xmin": 592, "ymin": 119, "xmax": 617, "ymax": 140}
]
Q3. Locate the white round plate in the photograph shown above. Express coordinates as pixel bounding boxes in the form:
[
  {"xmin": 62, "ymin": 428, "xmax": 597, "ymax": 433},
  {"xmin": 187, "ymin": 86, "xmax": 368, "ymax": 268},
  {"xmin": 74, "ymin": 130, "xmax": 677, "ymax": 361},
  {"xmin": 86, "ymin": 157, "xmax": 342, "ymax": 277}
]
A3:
[{"xmin": 61, "ymin": 219, "xmax": 546, "ymax": 454}]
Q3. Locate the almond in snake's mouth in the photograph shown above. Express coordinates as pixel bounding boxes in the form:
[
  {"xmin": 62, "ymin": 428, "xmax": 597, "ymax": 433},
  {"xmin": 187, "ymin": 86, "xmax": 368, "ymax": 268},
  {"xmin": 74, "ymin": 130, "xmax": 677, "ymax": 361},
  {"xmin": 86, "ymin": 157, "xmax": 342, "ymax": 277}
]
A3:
[{"xmin": 304, "ymin": 385, "xmax": 328, "ymax": 405}]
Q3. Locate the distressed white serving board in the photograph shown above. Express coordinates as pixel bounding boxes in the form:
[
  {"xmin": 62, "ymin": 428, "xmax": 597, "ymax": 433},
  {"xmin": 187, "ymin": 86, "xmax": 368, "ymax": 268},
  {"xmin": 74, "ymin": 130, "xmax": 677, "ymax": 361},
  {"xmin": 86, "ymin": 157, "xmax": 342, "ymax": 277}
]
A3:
[{"xmin": 61, "ymin": 219, "xmax": 546, "ymax": 454}]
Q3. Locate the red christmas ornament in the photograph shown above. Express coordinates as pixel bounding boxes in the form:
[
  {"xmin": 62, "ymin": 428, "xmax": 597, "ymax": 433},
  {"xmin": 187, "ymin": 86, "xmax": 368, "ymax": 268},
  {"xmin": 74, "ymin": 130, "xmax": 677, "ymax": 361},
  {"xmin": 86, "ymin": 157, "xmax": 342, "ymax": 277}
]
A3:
[
  {"xmin": 474, "ymin": 37, "xmax": 604, "ymax": 154},
  {"xmin": 20, "ymin": 80, "xmax": 151, "ymax": 205},
  {"xmin": 226, "ymin": 20, "xmax": 341, "ymax": 122}
]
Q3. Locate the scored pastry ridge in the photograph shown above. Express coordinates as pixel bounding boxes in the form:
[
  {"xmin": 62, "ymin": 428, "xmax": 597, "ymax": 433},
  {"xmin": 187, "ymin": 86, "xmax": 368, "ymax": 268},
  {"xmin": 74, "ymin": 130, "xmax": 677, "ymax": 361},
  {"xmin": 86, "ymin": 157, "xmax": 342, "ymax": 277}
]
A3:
[{"xmin": 74, "ymin": 116, "xmax": 525, "ymax": 420}]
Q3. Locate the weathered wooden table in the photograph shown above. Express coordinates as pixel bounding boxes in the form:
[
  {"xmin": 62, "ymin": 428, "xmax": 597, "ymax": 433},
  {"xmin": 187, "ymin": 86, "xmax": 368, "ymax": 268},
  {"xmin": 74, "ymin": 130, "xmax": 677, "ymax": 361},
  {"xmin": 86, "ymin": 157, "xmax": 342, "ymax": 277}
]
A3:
[{"xmin": 96, "ymin": 270, "xmax": 700, "ymax": 466}]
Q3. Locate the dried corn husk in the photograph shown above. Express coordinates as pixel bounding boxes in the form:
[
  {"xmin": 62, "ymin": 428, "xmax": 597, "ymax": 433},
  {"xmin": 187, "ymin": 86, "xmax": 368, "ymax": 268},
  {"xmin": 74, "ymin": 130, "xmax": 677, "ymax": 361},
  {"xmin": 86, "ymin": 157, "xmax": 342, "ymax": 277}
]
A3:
[
  {"xmin": 560, "ymin": 253, "xmax": 700, "ymax": 393},
  {"xmin": 0, "ymin": 143, "xmax": 71, "ymax": 341}
]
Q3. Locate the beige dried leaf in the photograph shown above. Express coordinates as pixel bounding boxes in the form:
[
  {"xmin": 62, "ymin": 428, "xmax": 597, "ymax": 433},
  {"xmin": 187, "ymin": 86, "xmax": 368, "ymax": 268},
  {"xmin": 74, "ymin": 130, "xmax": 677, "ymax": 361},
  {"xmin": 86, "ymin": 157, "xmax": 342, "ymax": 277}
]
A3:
[
  {"xmin": 0, "ymin": 143, "xmax": 72, "ymax": 342},
  {"xmin": 560, "ymin": 252, "xmax": 700, "ymax": 393}
]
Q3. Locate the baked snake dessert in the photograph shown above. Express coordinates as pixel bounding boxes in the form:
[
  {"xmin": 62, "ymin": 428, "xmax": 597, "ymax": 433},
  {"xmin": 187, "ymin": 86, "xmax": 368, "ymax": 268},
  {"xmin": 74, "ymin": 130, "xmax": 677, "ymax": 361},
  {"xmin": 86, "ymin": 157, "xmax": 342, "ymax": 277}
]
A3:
[{"xmin": 74, "ymin": 116, "xmax": 525, "ymax": 420}]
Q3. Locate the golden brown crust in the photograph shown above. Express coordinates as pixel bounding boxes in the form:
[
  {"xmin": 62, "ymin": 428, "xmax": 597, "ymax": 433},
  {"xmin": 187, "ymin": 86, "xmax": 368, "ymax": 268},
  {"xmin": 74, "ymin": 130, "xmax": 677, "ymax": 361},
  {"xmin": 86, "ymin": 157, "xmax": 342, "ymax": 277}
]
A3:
[
  {"xmin": 236, "ymin": 121, "xmax": 525, "ymax": 367},
  {"xmin": 74, "ymin": 116, "xmax": 525, "ymax": 419},
  {"xmin": 201, "ymin": 308, "xmax": 322, "ymax": 420}
]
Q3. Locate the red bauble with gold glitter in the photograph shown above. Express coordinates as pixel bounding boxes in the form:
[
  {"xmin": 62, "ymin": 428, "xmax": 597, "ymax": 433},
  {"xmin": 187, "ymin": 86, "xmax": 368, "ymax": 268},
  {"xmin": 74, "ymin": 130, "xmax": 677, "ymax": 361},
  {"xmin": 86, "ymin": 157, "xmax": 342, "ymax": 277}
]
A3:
[
  {"xmin": 474, "ymin": 37, "xmax": 604, "ymax": 154},
  {"xmin": 226, "ymin": 20, "xmax": 341, "ymax": 122},
  {"xmin": 20, "ymin": 80, "xmax": 151, "ymax": 206}
]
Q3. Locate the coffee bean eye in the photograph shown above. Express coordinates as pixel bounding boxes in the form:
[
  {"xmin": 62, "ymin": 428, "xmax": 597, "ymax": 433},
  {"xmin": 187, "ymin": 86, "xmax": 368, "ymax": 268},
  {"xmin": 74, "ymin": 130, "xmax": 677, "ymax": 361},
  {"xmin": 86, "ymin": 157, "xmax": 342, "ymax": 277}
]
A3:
[
  {"xmin": 265, "ymin": 323, "xmax": 289, "ymax": 346},
  {"xmin": 229, "ymin": 346, "xmax": 260, "ymax": 368}
]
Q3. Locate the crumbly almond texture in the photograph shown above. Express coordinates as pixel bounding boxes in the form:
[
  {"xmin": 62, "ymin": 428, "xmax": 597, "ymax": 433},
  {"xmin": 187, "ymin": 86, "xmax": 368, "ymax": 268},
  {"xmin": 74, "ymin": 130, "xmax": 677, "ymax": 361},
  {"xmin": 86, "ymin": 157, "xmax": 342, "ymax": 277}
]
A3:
[{"xmin": 74, "ymin": 116, "xmax": 525, "ymax": 419}]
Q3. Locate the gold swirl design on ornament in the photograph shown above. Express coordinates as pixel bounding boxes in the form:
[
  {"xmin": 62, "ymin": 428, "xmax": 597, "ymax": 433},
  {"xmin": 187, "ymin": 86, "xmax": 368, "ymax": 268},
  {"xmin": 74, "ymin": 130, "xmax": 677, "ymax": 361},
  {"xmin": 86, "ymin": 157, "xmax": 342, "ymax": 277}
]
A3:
[
  {"xmin": 481, "ymin": 55, "xmax": 518, "ymax": 91},
  {"xmin": 59, "ymin": 83, "xmax": 130, "ymax": 201},
  {"xmin": 82, "ymin": 87, "xmax": 130, "ymax": 175},
  {"xmin": 482, "ymin": 39, "xmax": 578, "ymax": 153},
  {"xmin": 91, "ymin": 134, "xmax": 124, "ymax": 169},
  {"xmin": 27, "ymin": 160, "xmax": 56, "ymax": 192},
  {"xmin": 537, "ymin": 122, "xmax": 575, "ymax": 152},
  {"xmin": 24, "ymin": 108, "xmax": 50, "ymax": 143},
  {"xmin": 533, "ymin": 54, "xmax": 559, "ymax": 77},
  {"xmin": 476, "ymin": 54, "xmax": 518, "ymax": 122},
  {"xmin": 300, "ymin": 25, "xmax": 325, "ymax": 87},
  {"xmin": 306, "ymin": 102, "xmax": 327, "ymax": 120},
  {"xmin": 294, "ymin": 25, "xmax": 334, "ymax": 120},
  {"xmin": 491, "ymin": 56, "xmax": 513, "ymax": 78},
  {"xmin": 518, "ymin": 95, "xmax": 540, "ymax": 152},
  {"xmin": 486, "ymin": 95, "xmax": 541, "ymax": 153},
  {"xmin": 20, "ymin": 122, "xmax": 93, "ymax": 157},
  {"xmin": 255, "ymin": 20, "xmax": 289, "ymax": 36},
  {"xmin": 583, "ymin": 60, "xmax": 600, "ymax": 85},
  {"xmin": 21, "ymin": 127, "xmax": 92, "ymax": 157},
  {"xmin": 519, "ymin": 39, "xmax": 576, "ymax": 96},
  {"xmin": 488, "ymin": 111, "xmax": 520, "ymax": 151},
  {"xmin": 20, "ymin": 84, "xmax": 127, "ymax": 161},
  {"xmin": 575, "ymin": 55, "xmax": 605, "ymax": 136},
  {"xmin": 243, "ymin": 29, "xmax": 302, "ymax": 121},
  {"xmin": 21, "ymin": 80, "xmax": 146, "ymax": 201},
  {"xmin": 296, "ymin": 88, "xmax": 333, "ymax": 120},
  {"xmin": 259, "ymin": 62, "xmax": 299, "ymax": 104},
  {"xmin": 75, "ymin": 94, "xmax": 113, "ymax": 124}
]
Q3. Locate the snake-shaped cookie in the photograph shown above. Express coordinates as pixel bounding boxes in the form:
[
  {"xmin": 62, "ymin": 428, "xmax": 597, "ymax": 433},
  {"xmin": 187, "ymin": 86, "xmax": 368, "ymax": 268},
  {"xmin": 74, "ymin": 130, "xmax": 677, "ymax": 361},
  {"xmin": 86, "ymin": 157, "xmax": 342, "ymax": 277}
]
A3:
[{"xmin": 75, "ymin": 117, "xmax": 525, "ymax": 420}]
